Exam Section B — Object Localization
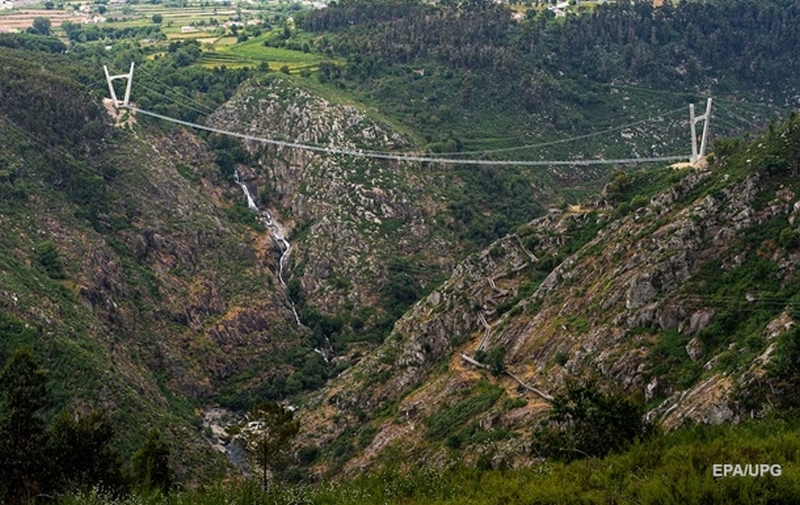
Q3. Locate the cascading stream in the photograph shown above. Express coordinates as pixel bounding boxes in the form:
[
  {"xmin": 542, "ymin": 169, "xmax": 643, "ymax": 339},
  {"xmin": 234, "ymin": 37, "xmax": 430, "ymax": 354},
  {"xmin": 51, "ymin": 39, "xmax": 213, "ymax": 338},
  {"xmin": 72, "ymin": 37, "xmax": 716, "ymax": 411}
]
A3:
[{"xmin": 234, "ymin": 170, "xmax": 302, "ymax": 326}]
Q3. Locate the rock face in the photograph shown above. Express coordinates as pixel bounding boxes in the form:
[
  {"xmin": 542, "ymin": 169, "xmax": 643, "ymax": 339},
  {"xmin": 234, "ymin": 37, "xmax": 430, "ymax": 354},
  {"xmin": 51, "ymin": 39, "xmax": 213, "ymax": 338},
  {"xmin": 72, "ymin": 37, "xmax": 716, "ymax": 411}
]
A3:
[
  {"xmin": 0, "ymin": 108, "xmax": 306, "ymax": 483},
  {"xmin": 209, "ymin": 75, "xmax": 455, "ymax": 318},
  {"xmin": 8, "ymin": 53, "xmax": 800, "ymax": 483},
  {"xmin": 299, "ymin": 158, "xmax": 800, "ymax": 473}
]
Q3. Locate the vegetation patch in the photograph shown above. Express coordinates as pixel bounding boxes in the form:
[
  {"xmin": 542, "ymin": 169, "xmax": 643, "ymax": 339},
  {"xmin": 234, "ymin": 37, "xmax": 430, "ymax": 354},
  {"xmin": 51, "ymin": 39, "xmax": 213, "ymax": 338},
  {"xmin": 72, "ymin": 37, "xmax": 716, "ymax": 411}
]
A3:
[{"xmin": 424, "ymin": 380, "xmax": 503, "ymax": 442}]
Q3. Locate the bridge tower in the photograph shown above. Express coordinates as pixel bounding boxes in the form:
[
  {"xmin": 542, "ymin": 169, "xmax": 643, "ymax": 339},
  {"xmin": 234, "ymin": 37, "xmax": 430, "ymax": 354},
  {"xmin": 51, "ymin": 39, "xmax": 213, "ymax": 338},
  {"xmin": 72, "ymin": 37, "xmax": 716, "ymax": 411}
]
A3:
[
  {"xmin": 103, "ymin": 62, "xmax": 135, "ymax": 108},
  {"xmin": 690, "ymin": 98, "xmax": 712, "ymax": 164}
]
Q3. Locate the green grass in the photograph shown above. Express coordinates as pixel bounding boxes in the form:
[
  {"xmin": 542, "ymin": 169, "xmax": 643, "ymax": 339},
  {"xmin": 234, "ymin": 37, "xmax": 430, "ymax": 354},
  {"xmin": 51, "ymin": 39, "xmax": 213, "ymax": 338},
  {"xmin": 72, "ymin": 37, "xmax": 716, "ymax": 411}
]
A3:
[
  {"xmin": 226, "ymin": 38, "xmax": 324, "ymax": 64},
  {"xmin": 199, "ymin": 33, "xmax": 339, "ymax": 72},
  {"xmin": 423, "ymin": 380, "xmax": 504, "ymax": 443},
  {"xmin": 56, "ymin": 416, "xmax": 800, "ymax": 504}
]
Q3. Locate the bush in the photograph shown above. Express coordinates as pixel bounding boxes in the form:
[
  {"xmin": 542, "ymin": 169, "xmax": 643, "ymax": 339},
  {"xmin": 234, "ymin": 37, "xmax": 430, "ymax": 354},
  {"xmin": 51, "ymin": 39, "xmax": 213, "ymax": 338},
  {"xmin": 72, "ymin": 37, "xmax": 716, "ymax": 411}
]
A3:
[
  {"xmin": 532, "ymin": 379, "xmax": 652, "ymax": 461},
  {"xmin": 475, "ymin": 346, "xmax": 505, "ymax": 376},
  {"xmin": 768, "ymin": 328, "xmax": 800, "ymax": 411},
  {"xmin": 605, "ymin": 170, "xmax": 632, "ymax": 202},
  {"xmin": 35, "ymin": 241, "xmax": 66, "ymax": 279},
  {"xmin": 778, "ymin": 227, "xmax": 800, "ymax": 250}
]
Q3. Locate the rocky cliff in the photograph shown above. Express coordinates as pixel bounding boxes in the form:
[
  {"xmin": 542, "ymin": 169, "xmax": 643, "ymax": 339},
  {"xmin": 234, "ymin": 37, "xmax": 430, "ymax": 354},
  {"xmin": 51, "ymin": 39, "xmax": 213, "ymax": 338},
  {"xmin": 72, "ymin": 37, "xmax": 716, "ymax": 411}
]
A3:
[
  {"xmin": 207, "ymin": 74, "xmax": 464, "ymax": 359},
  {"xmin": 0, "ymin": 56, "xmax": 472, "ymax": 482},
  {"xmin": 298, "ymin": 116, "xmax": 800, "ymax": 473}
]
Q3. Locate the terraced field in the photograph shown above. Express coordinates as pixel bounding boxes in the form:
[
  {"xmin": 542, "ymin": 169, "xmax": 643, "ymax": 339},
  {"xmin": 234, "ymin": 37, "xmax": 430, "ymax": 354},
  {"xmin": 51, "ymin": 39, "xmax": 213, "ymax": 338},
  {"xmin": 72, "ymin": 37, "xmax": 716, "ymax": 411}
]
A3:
[{"xmin": 201, "ymin": 35, "xmax": 340, "ymax": 72}]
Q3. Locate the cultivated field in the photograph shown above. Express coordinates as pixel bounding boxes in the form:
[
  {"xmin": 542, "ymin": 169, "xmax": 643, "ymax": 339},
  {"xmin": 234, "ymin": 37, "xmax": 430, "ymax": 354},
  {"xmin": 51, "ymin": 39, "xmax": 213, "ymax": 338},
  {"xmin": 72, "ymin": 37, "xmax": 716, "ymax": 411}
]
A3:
[
  {"xmin": 1, "ymin": 0, "xmax": 338, "ymax": 74},
  {"xmin": 0, "ymin": 9, "xmax": 83, "ymax": 32}
]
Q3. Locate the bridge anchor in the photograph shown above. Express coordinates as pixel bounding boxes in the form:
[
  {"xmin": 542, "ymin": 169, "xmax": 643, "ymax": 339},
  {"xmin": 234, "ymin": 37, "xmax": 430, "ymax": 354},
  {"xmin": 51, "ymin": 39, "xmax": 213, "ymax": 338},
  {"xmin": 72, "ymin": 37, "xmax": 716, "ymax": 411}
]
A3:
[
  {"xmin": 104, "ymin": 62, "xmax": 134, "ymax": 109},
  {"xmin": 690, "ymin": 98, "xmax": 712, "ymax": 164}
]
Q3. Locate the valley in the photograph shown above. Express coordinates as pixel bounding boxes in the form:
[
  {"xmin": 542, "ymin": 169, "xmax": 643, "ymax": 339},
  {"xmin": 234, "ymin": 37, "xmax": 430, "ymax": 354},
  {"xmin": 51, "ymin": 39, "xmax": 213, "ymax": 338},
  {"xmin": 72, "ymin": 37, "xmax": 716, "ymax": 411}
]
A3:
[{"xmin": 1, "ymin": 0, "xmax": 800, "ymax": 502}]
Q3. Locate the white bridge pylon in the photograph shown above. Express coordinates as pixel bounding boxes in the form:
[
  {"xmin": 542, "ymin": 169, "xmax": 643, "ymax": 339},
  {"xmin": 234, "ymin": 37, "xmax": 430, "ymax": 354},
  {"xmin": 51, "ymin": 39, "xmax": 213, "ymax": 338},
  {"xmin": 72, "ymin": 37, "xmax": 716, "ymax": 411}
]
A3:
[
  {"xmin": 104, "ymin": 62, "xmax": 135, "ymax": 109},
  {"xmin": 690, "ymin": 98, "xmax": 713, "ymax": 164}
]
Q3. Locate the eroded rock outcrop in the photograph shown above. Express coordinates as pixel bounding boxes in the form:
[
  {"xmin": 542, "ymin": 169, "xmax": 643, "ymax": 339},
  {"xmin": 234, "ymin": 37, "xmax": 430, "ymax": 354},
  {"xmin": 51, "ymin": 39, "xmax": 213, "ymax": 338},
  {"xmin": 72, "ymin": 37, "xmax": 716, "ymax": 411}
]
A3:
[{"xmin": 299, "ymin": 160, "xmax": 800, "ymax": 473}]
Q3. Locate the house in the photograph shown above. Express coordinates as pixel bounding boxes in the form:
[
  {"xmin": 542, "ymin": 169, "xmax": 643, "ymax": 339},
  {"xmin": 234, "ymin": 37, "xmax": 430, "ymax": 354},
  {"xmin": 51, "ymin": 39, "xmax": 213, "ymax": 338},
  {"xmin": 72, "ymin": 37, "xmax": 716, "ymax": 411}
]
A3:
[
  {"xmin": 82, "ymin": 15, "xmax": 106, "ymax": 24},
  {"xmin": 0, "ymin": 1, "xmax": 14, "ymax": 10},
  {"xmin": 548, "ymin": 2, "xmax": 569, "ymax": 17},
  {"xmin": 181, "ymin": 25, "xmax": 198, "ymax": 33}
]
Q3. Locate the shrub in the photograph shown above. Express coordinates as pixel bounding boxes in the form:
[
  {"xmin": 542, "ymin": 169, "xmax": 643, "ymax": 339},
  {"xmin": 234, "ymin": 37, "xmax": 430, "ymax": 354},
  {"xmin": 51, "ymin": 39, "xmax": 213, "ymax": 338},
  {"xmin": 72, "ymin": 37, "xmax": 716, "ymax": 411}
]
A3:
[
  {"xmin": 778, "ymin": 227, "xmax": 800, "ymax": 250},
  {"xmin": 532, "ymin": 379, "xmax": 652, "ymax": 461},
  {"xmin": 35, "ymin": 241, "xmax": 66, "ymax": 279},
  {"xmin": 767, "ymin": 328, "xmax": 800, "ymax": 412}
]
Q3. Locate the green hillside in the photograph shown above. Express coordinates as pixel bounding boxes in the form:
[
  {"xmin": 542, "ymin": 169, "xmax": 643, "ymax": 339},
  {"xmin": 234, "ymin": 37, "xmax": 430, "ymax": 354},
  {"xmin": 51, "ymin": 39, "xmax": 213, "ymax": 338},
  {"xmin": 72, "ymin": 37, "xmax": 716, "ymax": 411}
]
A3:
[{"xmin": 2, "ymin": 0, "xmax": 800, "ymax": 501}]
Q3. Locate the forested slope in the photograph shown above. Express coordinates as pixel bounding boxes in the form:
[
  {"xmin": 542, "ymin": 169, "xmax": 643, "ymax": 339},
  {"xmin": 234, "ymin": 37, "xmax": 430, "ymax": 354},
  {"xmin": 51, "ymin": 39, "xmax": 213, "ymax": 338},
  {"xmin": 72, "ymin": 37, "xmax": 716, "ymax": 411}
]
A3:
[
  {"xmin": 0, "ymin": 47, "xmax": 303, "ymax": 487},
  {"xmin": 3, "ymin": 0, "xmax": 800, "ymax": 497},
  {"xmin": 303, "ymin": 0, "xmax": 800, "ymax": 99}
]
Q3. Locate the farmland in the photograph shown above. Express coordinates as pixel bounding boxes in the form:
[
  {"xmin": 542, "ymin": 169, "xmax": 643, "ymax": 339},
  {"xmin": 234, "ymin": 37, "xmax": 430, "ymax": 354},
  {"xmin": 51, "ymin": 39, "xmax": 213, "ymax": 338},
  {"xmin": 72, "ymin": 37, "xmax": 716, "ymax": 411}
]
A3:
[{"xmin": 1, "ymin": 0, "xmax": 335, "ymax": 72}]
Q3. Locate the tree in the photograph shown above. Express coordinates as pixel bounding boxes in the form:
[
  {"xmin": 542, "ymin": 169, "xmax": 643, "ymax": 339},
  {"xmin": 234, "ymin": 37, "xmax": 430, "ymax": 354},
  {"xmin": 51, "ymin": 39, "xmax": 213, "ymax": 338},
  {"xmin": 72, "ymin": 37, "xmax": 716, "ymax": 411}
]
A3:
[
  {"xmin": 130, "ymin": 428, "xmax": 173, "ymax": 494},
  {"xmin": 485, "ymin": 346, "xmax": 506, "ymax": 376},
  {"xmin": 61, "ymin": 20, "xmax": 81, "ymax": 40},
  {"xmin": 152, "ymin": 13, "xmax": 163, "ymax": 24},
  {"xmin": 532, "ymin": 380, "xmax": 651, "ymax": 461},
  {"xmin": 383, "ymin": 256, "xmax": 420, "ymax": 319},
  {"xmin": 232, "ymin": 402, "xmax": 299, "ymax": 491},
  {"xmin": 0, "ymin": 346, "xmax": 50, "ymax": 504},
  {"xmin": 35, "ymin": 241, "xmax": 65, "ymax": 279},
  {"xmin": 27, "ymin": 17, "xmax": 52, "ymax": 36},
  {"xmin": 474, "ymin": 346, "xmax": 506, "ymax": 376},
  {"xmin": 767, "ymin": 328, "xmax": 800, "ymax": 412},
  {"xmin": 49, "ymin": 409, "xmax": 124, "ymax": 494}
]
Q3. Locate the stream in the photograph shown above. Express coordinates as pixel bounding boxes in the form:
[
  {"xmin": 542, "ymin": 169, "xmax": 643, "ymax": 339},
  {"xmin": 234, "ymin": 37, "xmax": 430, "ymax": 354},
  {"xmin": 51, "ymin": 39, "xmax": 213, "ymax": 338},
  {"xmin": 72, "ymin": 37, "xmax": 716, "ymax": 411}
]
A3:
[{"xmin": 234, "ymin": 169, "xmax": 302, "ymax": 326}]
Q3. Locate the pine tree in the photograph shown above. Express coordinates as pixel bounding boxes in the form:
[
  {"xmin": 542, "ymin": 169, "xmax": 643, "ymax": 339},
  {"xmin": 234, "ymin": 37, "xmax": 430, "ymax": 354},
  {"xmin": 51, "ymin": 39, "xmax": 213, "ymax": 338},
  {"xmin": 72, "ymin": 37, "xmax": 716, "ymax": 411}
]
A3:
[
  {"xmin": 49, "ymin": 409, "xmax": 125, "ymax": 494},
  {"xmin": 0, "ymin": 346, "xmax": 50, "ymax": 505},
  {"xmin": 130, "ymin": 428, "xmax": 173, "ymax": 494},
  {"xmin": 232, "ymin": 402, "xmax": 300, "ymax": 492}
]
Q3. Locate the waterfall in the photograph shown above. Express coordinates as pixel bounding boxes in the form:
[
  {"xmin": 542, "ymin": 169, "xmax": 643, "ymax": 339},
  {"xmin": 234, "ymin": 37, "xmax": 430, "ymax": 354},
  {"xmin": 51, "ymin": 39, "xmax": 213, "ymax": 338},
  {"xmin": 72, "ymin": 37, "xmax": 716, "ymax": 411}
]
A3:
[{"xmin": 234, "ymin": 170, "xmax": 302, "ymax": 326}]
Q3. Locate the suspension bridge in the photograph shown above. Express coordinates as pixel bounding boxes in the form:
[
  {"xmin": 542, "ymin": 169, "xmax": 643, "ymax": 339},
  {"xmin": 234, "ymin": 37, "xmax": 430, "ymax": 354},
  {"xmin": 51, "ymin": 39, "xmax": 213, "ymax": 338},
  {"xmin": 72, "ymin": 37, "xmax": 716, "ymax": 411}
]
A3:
[{"xmin": 105, "ymin": 62, "xmax": 714, "ymax": 167}]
